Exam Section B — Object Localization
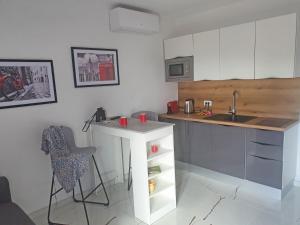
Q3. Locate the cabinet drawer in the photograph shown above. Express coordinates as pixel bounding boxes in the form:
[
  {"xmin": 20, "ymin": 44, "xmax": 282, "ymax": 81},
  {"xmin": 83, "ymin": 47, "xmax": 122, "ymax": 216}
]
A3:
[
  {"xmin": 246, "ymin": 141, "xmax": 283, "ymax": 161},
  {"xmin": 246, "ymin": 129, "xmax": 283, "ymax": 146},
  {"xmin": 246, "ymin": 155, "xmax": 282, "ymax": 189}
]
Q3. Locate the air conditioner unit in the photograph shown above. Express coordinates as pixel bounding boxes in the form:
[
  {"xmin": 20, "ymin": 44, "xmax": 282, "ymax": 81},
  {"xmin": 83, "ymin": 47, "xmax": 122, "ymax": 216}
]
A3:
[{"xmin": 109, "ymin": 7, "xmax": 160, "ymax": 34}]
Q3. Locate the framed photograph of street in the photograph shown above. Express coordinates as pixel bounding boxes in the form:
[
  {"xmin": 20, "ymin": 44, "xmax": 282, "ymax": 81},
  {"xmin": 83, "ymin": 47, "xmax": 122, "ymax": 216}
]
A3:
[
  {"xmin": 71, "ymin": 47, "xmax": 120, "ymax": 88},
  {"xmin": 0, "ymin": 59, "xmax": 57, "ymax": 109}
]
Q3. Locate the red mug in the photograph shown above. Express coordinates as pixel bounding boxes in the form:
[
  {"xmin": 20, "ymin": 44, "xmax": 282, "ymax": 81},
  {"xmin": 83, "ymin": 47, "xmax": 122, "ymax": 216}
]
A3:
[
  {"xmin": 119, "ymin": 116, "xmax": 128, "ymax": 127},
  {"xmin": 139, "ymin": 113, "xmax": 147, "ymax": 123},
  {"xmin": 151, "ymin": 145, "xmax": 159, "ymax": 153}
]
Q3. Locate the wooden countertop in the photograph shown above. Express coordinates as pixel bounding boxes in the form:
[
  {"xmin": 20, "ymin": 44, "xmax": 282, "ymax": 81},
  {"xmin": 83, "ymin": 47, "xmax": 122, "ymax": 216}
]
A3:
[{"xmin": 160, "ymin": 112, "xmax": 298, "ymax": 132}]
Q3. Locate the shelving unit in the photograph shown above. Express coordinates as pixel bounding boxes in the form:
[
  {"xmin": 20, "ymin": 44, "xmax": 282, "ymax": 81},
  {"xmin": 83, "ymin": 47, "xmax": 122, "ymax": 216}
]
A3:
[
  {"xmin": 91, "ymin": 119, "xmax": 176, "ymax": 225},
  {"xmin": 148, "ymin": 164, "xmax": 173, "ymax": 180},
  {"xmin": 149, "ymin": 179, "xmax": 174, "ymax": 198},
  {"xmin": 147, "ymin": 148, "xmax": 173, "ymax": 161},
  {"xmin": 146, "ymin": 133, "xmax": 176, "ymax": 224},
  {"xmin": 150, "ymin": 196, "xmax": 173, "ymax": 214}
]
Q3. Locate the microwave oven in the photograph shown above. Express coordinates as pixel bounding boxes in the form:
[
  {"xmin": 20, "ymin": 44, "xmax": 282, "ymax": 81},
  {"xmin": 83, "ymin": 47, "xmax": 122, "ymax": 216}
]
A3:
[{"xmin": 165, "ymin": 56, "xmax": 193, "ymax": 82}]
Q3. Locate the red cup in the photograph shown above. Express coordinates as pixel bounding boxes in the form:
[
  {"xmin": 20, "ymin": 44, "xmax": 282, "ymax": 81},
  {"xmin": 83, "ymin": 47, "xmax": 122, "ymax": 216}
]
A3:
[
  {"xmin": 139, "ymin": 113, "xmax": 147, "ymax": 123},
  {"xmin": 119, "ymin": 116, "xmax": 128, "ymax": 127},
  {"xmin": 151, "ymin": 145, "xmax": 159, "ymax": 153}
]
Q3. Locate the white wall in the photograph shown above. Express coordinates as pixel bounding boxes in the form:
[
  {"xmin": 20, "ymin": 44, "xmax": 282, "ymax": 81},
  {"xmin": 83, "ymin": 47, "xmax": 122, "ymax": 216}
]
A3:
[
  {"xmin": 0, "ymin": 0, "xmax": 177, "ymax": 213},
  {"xmin": 162, "ymin": 0, "xmax": 300, "ymax": 184}
]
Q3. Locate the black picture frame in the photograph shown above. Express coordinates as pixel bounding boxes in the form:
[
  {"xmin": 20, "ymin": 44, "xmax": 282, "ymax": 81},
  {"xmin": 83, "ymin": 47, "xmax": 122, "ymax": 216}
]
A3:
[
  {"xmin": 71, "ymin": 47, "xmax": 120, "ymax": 88},
  {"xmin": 0, "ymin": 59, "xmax": 57, "ymax": 109}
]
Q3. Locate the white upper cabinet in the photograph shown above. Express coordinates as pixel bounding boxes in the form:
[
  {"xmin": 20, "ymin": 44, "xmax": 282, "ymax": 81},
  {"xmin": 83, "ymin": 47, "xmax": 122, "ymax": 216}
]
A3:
[
  {"xmin": 193, "ymin": 29, "xmax": 220, "ymax": 80},
  {"xmin": 164, "ymin": 34, "xmax": 193, "ymax": 60},
  {"xmin": 255, "ymin": 14, "xmax": 296, "ymax": 79},
  {"xmin": 220, "ymin": 22, "xmax": 255, "ymax": 80}
]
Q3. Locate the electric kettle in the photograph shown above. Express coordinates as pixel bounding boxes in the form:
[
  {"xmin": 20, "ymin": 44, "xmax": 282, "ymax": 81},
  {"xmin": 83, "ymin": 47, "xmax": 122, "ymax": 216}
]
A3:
[{"xmin": 184, "ymin": 98, "xmax": 195, "ymax": 114}]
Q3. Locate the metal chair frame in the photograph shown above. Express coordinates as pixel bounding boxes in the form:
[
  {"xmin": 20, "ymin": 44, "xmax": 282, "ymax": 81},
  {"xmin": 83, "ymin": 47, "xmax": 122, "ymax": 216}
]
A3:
[{"xmin": 47, "ymin": 155, "xmax": 109, "ymax": 225}]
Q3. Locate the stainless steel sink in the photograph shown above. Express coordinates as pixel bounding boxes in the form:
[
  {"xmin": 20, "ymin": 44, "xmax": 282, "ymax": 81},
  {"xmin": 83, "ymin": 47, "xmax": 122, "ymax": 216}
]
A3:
[{"xmin": 204, "ymin": 114, "xmax": 256, "ymax": 123}]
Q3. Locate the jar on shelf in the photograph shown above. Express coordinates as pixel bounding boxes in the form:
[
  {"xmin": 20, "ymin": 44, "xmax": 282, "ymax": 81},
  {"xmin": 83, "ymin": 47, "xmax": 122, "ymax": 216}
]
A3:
[{"xmin": 148, "ymin": 179, "xmax": 156, "ymax": 194}]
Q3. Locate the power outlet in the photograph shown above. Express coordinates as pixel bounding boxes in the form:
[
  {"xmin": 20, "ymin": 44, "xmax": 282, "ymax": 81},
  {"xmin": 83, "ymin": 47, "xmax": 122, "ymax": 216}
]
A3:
[{"xmin": 203, "ymin": 100, "xmax": 213, "ymax": 107}]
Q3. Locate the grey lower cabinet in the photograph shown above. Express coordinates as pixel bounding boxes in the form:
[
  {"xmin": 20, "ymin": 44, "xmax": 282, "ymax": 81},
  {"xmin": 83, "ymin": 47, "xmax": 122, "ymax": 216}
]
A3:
[
  {"xmin": 245, "ymin": 129, "xmax": 283, "ymax": 189},
  {"xmin": 160, "ymin": 117, "xmax": 296, "ymax": 190},
  {"xmin": 159, "ymin": 118, "xmax": 189, "ymax": 162},
  {"xmin": 188, "ymin": 122, "xmax": 213, "ymax": 169},
  {"xmin": 188, "ymin": 122, "xmax": 245, "ymax": 178},
  {"xmin": 211, "ymin": 125, "xmax": 245, "ymax": 178}
]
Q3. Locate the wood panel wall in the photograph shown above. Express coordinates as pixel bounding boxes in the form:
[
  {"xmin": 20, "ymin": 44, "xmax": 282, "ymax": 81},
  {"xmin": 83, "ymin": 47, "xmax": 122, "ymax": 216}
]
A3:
[{"xmin": 178, "ymin": 78, "xmax": 300, "ymax": 119}]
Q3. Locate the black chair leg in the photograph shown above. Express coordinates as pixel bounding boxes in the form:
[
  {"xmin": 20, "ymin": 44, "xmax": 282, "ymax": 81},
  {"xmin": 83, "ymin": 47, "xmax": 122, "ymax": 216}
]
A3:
[
  {"xmin": 92, "ymin": 155, "xmax": 110, "ymax": 205},
  {"xmin": 72, "ymin": 155, "xmax": 109, "ymax": 206},
  {"xmin": 79, "ymin": 179, "xmax": 90, "ymax": 225},
  {"xmin": 127, "ymin": 152, "xmax": 132, "ymax": 191},
  {"xmin": 47, "ymin": 174, "xmax": 64, "ymax": 225},
  {"xmin": 47, "ymin": 174, "xmax": 55, "ymax": 225}
]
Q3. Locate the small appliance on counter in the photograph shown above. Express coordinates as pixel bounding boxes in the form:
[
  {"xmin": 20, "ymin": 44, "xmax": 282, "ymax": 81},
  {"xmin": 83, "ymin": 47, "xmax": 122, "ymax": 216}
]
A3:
[
  {"xmin": 184, "ymin": 98, "xmax": 195, "ymax": 114},
  {"xmin": 167, "ymin": 100, "xmax": 179, "ymax": 114}
]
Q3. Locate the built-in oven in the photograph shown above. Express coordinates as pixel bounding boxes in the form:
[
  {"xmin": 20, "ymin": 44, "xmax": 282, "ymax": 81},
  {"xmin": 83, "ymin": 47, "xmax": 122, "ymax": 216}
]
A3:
[{"xmin": 165, "ymin": 56, "xmax": 193, "ymax": 82}]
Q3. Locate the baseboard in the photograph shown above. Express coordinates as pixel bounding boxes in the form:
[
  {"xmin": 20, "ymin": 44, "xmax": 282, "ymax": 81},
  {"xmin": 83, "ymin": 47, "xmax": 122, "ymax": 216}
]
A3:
[{"xmin": 294, "ymin": 175, "xmax": 300, "ymax": 186}]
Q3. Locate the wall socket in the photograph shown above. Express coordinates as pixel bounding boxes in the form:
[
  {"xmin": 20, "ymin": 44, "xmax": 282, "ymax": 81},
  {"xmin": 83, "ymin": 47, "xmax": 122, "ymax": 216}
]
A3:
[{"xmin": 203, "ymin": 100, "xmax": 213, "ymax": 107}]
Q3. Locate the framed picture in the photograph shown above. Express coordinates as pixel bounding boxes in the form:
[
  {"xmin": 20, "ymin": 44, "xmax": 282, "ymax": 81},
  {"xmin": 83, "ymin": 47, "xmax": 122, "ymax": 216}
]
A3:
[
  {"xmin": 71, "ymin": 47, "xmax": 120, "ymax": 88},
  {"xmin": 0, "ymin": 59, "xmax": 57, "ymax": 109}
]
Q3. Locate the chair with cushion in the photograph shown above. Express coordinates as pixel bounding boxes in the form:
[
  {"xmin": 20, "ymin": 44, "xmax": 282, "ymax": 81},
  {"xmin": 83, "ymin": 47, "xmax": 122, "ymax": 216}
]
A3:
[
  {"xmin": 42, "ymin": 126, "xmax": 109, "ymax": 225},
  {"xmin": 0, "ymin": 176, "xmax": 36, "ymax": 225}
]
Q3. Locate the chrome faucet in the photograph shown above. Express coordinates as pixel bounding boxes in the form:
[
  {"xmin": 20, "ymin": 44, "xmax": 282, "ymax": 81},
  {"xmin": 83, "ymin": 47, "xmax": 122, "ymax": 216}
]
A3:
[{"xmin": 229, "ymin": 90, "xmax": 239, "ymax": 119}]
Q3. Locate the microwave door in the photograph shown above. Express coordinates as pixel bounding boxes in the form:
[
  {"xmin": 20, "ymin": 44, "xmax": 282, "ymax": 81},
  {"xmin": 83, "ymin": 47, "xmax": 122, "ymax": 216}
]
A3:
[{"xmin": 169, "ymin": 63, "xmax": 184, "ymax": 77}]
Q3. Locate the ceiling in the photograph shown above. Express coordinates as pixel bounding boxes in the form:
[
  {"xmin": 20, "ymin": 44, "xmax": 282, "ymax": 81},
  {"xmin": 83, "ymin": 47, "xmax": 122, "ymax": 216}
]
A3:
[
  {"xmin": 107, "ymin": 0, "xmax": 245, "ymax": 17},
  {"xmin": 108, "ymin": 0, "xmax": 300, "ymax": 17}
]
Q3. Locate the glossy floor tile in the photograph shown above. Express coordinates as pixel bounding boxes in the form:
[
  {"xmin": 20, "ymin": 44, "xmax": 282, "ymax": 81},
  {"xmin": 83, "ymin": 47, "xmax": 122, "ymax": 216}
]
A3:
[{"xmin": 32, "ymin": 168, "xmax": 300, "ymax": 225}]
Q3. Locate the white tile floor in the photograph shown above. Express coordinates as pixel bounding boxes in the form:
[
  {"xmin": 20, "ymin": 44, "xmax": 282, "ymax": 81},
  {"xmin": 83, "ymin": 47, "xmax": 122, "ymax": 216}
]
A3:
[{"xmin": 32, "ymin": 168, "xmax": 300, "ymax": 225}]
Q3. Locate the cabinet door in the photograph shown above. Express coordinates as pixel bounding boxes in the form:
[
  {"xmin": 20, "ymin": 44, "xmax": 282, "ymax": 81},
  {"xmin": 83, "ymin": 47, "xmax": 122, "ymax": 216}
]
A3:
[
  {"xmin": 164, "ymin": 35, "xmax": 193, "ymax": 60},
  {"xmin": 159, "ymin": 118, "xmax": 188, "ymax": 162},
  {"xmin": 220, "ymin": 22, "xmax": 255, "ymax": 80},
  {"xmin": 188, "ymin": 122, "xmax": 213, "ymax": 169},
  {"xmin": 193, "ymin": 29, "xmax": 220, "ymax": 81},
  {"xmin": 212, "ymin": 125, "xmax": 245, "ymax": 178},
  {"xmin": 255, "ymin": 14, "xmax": 296, "ymax": 79}
]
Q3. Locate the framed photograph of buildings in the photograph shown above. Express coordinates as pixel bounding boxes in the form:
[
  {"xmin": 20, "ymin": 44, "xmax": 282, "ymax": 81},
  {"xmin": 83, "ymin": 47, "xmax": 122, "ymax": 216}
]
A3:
[
  {"xmin": 0, "ymin": 59, "xmax": 57, "ymax": 109},
  {"xmin": 71, "ymin": 47, "xmax": 120, "ymax": 88}
]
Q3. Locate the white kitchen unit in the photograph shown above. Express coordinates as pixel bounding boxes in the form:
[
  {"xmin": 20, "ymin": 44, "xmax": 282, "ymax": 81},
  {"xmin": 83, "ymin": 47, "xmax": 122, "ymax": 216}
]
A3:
[
  {"xmin": 220, "ymin": 22, "xmax": 255, "ymax": 80},
  {"xmin": 90, "ymin": 119, "xmax": 176, "ymax": 225},
  {"xmin": 164, "ymin": 34, "xmax": 193, "ymax": 60},
  {"xmin": 193, "ymin": 29, "xmax": 220, "ymax": 80},
  {"xmin": 255, "ymin": 14, "xmax": 296, "ymax": 79}
]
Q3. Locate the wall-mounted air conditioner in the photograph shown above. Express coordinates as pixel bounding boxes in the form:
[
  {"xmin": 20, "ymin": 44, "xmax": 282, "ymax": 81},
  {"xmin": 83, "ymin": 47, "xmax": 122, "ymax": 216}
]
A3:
[{"xmin": 109, "ymin": 7, "xmax": 160, "ymax": 34}]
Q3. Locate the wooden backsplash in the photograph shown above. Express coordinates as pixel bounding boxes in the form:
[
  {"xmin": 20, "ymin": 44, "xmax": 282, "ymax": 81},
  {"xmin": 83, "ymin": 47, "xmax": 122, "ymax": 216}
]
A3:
[{"xmin": 178, "ymin": 78, "xmax": 300, "ymax": 119}]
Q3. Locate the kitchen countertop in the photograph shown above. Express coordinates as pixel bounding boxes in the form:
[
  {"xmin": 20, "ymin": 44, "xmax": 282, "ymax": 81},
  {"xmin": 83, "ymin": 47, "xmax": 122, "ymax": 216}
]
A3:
[{"xmin": 159, "ymin": 112, "xmax": 298, "ymax": 132}]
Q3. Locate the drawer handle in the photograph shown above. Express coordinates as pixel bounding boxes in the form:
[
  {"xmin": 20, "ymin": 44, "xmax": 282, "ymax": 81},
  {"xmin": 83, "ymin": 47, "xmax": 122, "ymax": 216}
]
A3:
[
  {"xmin": 251, "ymin": 141, "xmax": 280, "ymax": 147},
  {"xmin": 249, "ymin": 154, "xmax": 281, "ymax": 162}
]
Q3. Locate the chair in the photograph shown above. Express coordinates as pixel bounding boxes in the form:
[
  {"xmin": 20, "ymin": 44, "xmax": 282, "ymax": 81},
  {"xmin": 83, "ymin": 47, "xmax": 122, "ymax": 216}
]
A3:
[
  {"xmin": 0, "ymin": 177, "xmax": 36, "ymax": 225},
  {"xmin": 127, "ymin": 111, "xmax": 158, "ymax": 190},
  {"xmin": 45, "ymin": 126, "xmax": 109, "ymax": 225}
]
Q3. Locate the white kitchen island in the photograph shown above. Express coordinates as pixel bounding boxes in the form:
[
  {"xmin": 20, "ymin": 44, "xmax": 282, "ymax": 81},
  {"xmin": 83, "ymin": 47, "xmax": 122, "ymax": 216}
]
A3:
[{"xmin": 89, "ymin": 119, "xmax": 176, "ymax": 224}]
